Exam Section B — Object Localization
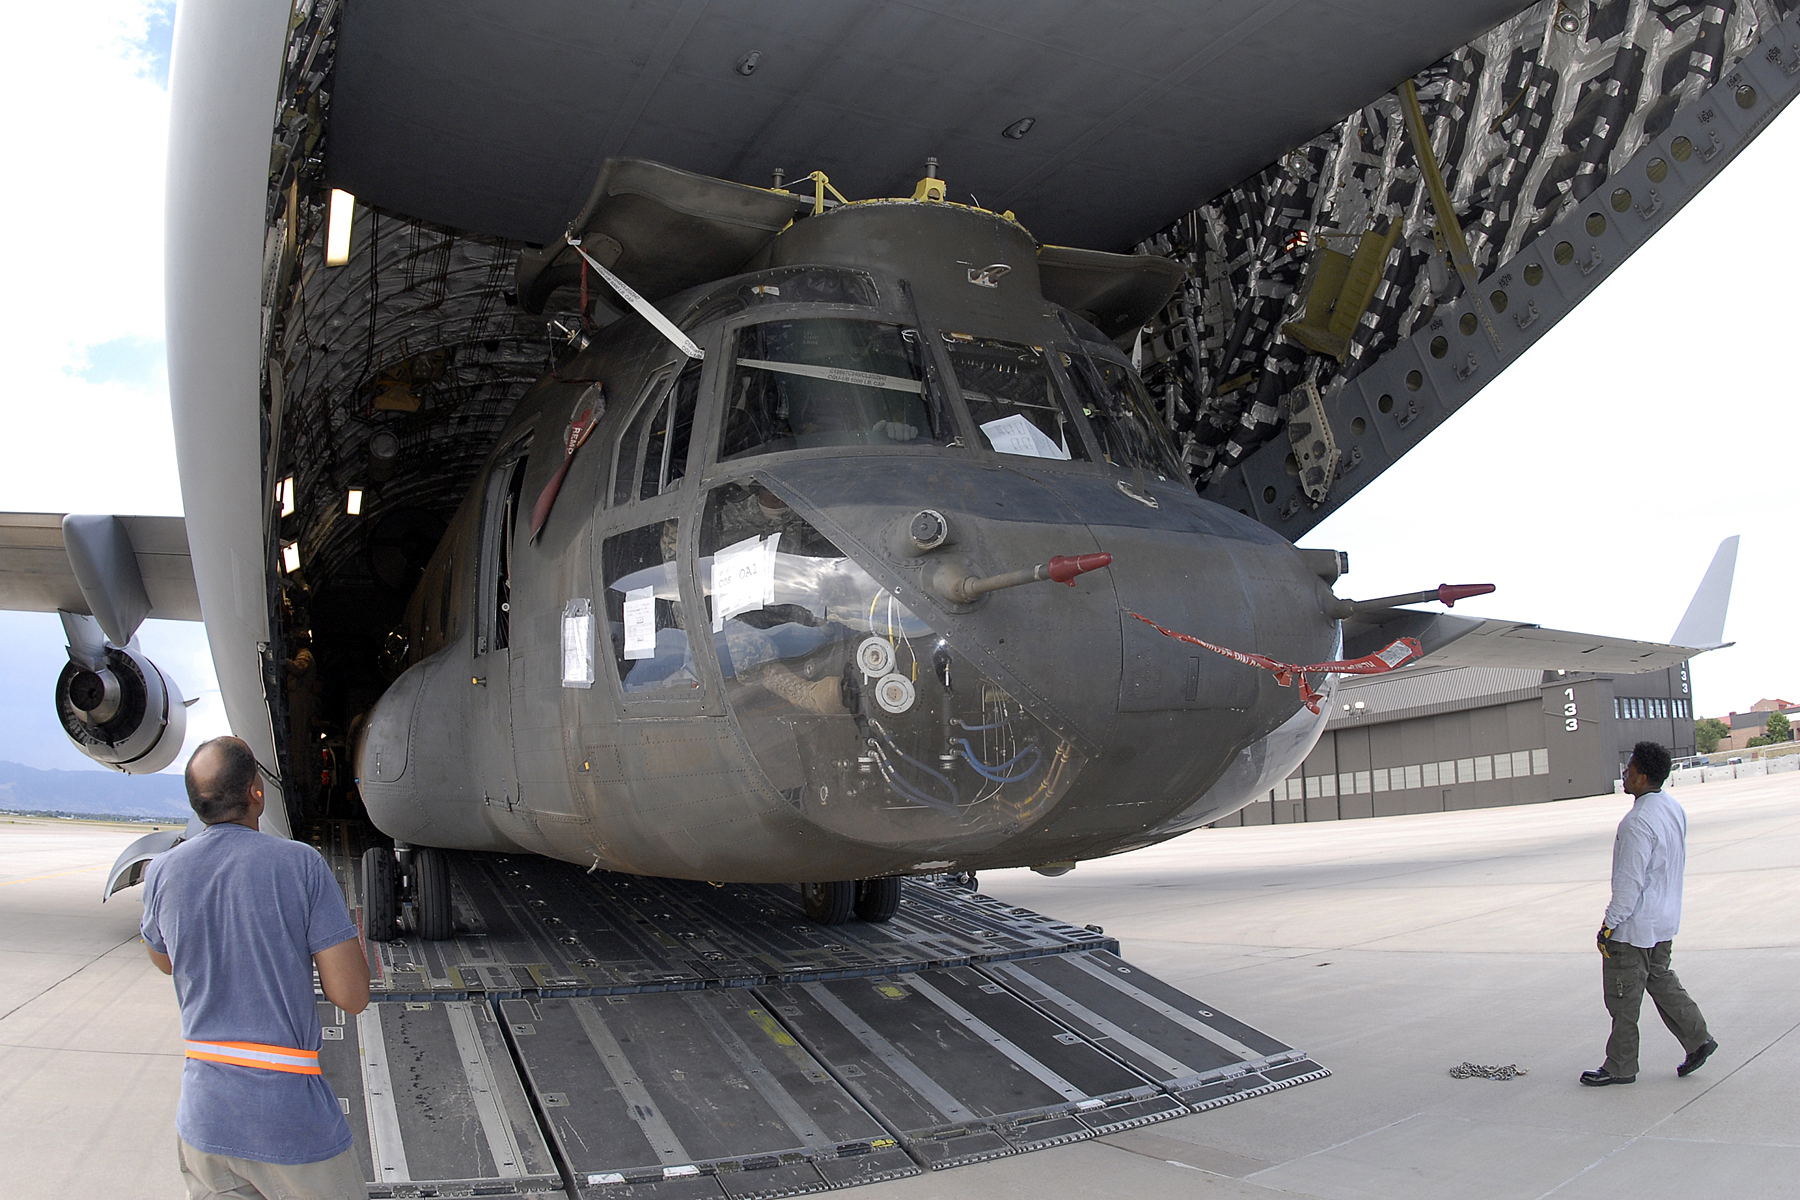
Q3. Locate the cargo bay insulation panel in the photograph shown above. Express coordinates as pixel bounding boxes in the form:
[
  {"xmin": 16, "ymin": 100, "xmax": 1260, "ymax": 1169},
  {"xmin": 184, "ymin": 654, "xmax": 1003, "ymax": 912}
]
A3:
[{"xmin": 311, "ymin": 832, "xmax": 1325, "ymax": 1197}]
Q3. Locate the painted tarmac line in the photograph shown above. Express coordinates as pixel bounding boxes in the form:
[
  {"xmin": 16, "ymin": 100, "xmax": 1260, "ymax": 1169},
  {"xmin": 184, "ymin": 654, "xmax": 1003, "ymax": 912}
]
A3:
[{"xmin": 0, "ymin": 865, "xmax": 106, "ymax": 887}]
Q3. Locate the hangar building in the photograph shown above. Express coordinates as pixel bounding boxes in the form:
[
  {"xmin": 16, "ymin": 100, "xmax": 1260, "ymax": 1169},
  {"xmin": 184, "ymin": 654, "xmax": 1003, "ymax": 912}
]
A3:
[{"xmin": 1214, "ymin": 662, "xmax": 1696, "ymax": 827}]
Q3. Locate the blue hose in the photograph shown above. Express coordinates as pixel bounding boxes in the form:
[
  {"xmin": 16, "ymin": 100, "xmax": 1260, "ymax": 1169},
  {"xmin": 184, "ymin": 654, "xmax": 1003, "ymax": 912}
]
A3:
[
  {"xmin": 871, "ymin": 729, "xmax": 961, "ymax": 814},
  {"xmin": 956, "ymin": 739, "xmax": 1042, "ymax": 783}
]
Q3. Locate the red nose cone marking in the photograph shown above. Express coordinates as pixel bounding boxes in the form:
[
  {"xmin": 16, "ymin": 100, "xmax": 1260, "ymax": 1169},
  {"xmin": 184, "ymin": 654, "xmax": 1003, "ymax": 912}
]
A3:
[
  {"xmin": 1047, "ymin": 553, "xmax": 1112, "ymax": 585},
  {"xmin": 1437, "ymin": 583, "xmax": 1496, "ymax": 607}
]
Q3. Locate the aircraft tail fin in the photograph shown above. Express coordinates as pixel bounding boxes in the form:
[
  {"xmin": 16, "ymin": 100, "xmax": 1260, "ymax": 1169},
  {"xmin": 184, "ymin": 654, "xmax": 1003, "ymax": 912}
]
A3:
[{"xmin": 1670, "ymin": 536, "xmax": 1739, "ymax": 649}]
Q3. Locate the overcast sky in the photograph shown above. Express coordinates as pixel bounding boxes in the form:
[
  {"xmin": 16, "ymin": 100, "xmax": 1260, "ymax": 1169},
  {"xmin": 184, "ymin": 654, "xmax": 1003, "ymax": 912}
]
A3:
[{"xmin": 0, "ymin": 1, "xmax": 1792, "ymax": 775}]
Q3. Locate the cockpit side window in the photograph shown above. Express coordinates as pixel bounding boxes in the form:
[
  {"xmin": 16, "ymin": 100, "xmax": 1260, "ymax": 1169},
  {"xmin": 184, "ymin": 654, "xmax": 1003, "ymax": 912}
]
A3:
[
  {"xmin": 1060, "ymin": 351, "xmax": 1186, "ymax": 478},
  {"xmin": 611, "ymin": 372, "xmax": 672, "ymax": 508},
  {"xmin": 719, "ymin": 319, "xmax": 943, "ymax": 460},
  {"xmin": 639, "ymin": 359, "xmax": 702, "ymax": 500},
  {"xmin": 944, "ymin": 335, "xmax": 1091, "ymax": 462},
  {"xmin": 601, "ymin": 520, "xmax": 698, "ymax": 695}
]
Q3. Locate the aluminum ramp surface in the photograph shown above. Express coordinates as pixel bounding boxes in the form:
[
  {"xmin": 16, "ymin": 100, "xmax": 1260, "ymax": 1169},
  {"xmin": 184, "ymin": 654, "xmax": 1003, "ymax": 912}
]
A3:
[
  {"xmin": 315, "ymin": 998, "xmax": 565, "ymax": 1198},
  {"xmin": 501, "ymin": 990, "xmax": 917, "ymax": 1198},
  {"xmin": 311, "ymin": 836, "xmax": 1327, "ymax": 1196}
]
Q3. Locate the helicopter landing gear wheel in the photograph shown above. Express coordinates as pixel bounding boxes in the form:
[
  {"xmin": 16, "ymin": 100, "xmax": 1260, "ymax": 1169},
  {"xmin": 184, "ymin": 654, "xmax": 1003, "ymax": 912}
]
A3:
[
  {"xmin": 854, "ymin": 877, "xmax": 901, "ymax": 923},
  {"xmin": 413, "ymin": 846, "xmax": 453, "ymax": 941},
  {"xmin": 802, "ymin": 880, "xmax": 855, "ymax": 925},
  {"xmin": 361, "ymin": 846, "xmax": 398, "ymax": 943}
]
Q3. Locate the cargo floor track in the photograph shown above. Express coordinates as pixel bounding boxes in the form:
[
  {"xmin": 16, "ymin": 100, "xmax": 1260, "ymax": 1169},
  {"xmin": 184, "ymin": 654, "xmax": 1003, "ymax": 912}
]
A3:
[{"xmin": 311, "ymin": 828, "xmax": 1327, "ymax": 1198}]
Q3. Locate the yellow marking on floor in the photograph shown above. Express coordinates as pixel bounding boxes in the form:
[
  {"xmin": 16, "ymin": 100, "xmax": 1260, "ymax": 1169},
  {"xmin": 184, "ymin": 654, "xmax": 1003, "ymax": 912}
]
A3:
[
  {"xmin": 746, "ymin": 1008, "xmax": 798, "ymax": 1046},
  {"xmin": 0, "ymin": 865, "xmax": 106, "ymax": 887}
]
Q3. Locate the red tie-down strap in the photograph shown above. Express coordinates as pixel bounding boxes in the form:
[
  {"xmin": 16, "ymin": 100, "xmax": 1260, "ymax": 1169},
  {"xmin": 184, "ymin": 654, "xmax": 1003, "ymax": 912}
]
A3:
[
  {"xmin": 1129, "ymin": 613, "xmax": 1422, "ymax": 714},
  {"xmin": 530, "ymin": 394, "xmax": 604, "ymax": 542}
]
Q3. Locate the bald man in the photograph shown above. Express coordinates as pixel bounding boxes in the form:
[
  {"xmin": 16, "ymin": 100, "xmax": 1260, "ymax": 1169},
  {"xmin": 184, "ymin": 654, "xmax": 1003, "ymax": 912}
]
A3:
[{"xmin": 141, "ymin": 736, "xmax": 370, "ymax": 1200}]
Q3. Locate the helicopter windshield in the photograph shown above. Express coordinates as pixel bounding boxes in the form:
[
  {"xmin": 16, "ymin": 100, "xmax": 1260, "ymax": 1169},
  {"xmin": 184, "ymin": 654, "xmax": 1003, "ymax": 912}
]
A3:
[
  {"xmin": 942, "ymin": 335, "xmax": 1091, "ymax": 462},
  {"xmin": 1060, "ymin": 350, "xmax": 1185, "ymax": 478},
  {"xmin": 720, "ymin": 319, "xmax": 946, "ymax": 459}
]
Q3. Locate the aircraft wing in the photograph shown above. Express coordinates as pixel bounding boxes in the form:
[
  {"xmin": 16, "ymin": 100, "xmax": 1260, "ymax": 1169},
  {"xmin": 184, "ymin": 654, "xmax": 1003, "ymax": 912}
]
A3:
[
  {"xmin": 1340, "ymin": 535, "xmax": 1737, "ymax": 675},
  {"xmin": 0, "ymin": 514, "xmax": 201, "ymax": 629},
  {"xmin": 1343, "ymin": 609, "xmax": 1706, "ymax": 675}
]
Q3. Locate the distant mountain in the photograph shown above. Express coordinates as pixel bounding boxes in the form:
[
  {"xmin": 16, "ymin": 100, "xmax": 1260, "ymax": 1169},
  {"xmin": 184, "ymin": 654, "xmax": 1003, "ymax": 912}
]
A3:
[{"xmin": 0, "ymin": 760, "xmax": 191, "ymax": 819}]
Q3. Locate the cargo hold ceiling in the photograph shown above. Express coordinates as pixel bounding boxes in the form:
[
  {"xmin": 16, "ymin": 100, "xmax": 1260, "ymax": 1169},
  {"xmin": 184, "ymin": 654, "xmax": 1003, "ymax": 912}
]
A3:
[{"xmin": 324, "ymin": 0, "xmax": 1536, "ymax": 251}]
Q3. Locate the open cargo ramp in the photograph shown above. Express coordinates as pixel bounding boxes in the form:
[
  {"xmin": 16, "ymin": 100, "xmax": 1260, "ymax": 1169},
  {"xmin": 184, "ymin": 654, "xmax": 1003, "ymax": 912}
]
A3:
[{"xmin": 309, "ymin": 837, "xmax": 1327, "ymax": 1197}]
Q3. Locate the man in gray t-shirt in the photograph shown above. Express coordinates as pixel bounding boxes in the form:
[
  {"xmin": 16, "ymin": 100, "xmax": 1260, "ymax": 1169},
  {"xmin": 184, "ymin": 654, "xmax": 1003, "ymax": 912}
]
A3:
[{"xmin": 142, "ymin": 736, "xmax": 370, "ymax": 1199}]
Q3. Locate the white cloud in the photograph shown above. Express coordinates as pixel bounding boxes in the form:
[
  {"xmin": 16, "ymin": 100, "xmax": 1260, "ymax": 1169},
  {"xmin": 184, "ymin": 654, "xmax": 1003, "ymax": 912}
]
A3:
[{"xmin": 0, "ymin": 2, "xmax": 176, "ymax": 516}]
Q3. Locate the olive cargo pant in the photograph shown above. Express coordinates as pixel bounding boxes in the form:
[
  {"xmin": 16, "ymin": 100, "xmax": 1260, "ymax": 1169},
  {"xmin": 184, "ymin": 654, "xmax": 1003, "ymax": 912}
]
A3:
[
  {"xmin": 179, "ymin": 1137, "xmax": 365, "ymax": 1200},
  {"xmin": 1603, "ymin": 939, "xmax": 1711, "ymax": 1078}
]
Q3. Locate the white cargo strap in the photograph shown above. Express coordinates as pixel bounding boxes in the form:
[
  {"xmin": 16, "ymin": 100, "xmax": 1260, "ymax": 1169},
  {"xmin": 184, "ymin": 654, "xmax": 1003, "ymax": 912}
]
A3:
[{"xmin": 566, "ymin": 237, "xmax": 704, "ymax": 361}]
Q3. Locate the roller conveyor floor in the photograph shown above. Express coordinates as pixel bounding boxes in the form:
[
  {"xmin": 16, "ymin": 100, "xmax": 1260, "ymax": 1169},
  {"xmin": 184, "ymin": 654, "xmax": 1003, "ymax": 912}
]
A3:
[{"xmin": 308, "ymin": 828, "xmax": 1327, "ymax": 1198}]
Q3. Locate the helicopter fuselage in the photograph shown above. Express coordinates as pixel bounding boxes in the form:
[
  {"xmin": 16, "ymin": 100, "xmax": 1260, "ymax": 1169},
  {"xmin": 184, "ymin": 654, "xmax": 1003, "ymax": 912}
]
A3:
[{"xmin": 356, "ymin": 200, "xmax": 1340, "ymax": 881}]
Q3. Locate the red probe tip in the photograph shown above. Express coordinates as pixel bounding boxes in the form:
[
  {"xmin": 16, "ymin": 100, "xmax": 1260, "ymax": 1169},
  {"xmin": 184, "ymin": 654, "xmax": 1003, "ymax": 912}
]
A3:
[
  {"xmin": 1047, "ymin": 553, "xmax": 1113, "ymax": 585},
  {"xmin": 1436, "ymin": 583, "xmax": 1496, "ymax": 608}
]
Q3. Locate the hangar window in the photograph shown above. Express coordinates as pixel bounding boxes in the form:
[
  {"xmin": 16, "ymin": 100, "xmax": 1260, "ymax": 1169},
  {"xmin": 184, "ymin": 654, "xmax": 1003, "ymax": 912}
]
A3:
[
  {"xmin": 946, "ymin": 335, "xmax": 1091, "ymax": 461},
  {"xmin": 719, "ymin": 319, "xmax": 943, "ymax": 459},
  {"xmin": 601, "ymin": 520, "xmax": 698, "ymax": 694},
  {"xmin": 1059, "ymin": 350, "xmax": 1183, "ymax": 477}
]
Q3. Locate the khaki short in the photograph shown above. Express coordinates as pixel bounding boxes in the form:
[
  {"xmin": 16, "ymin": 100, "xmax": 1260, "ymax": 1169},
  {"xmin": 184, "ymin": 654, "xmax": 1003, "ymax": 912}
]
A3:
[{"xmin": 178, "ymin": 1136, "xmax": 365, "ymax": 1200}]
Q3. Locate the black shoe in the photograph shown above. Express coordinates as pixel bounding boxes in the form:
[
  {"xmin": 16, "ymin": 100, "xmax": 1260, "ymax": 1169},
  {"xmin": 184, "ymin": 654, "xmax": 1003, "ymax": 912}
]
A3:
[
  {"xmin": 1580, "ymin": 1068, "xmax": 1636, "ymax": 1086},
  {"xmin": 1677, "ymin": 1039, "xmax": 1718, "ymax": 1078}
]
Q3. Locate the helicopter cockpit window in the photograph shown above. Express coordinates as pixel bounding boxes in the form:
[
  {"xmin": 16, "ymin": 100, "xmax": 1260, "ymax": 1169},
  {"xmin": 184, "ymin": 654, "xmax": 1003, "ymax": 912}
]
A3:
[
  {"xmin": 638, "ymin": 359, "xmax": 701, "ymax": 500},
  {"xmin": 601, "ymin": 520, "xmax": 698, "ymax": 694},
  {"xmin": 719, "ymin": 319, "xmax": 942, "ymax": 460},
  {"xmin": 943, "ymin": 335, "xmax": 1091, "ymax": 461},
  {"xmin": 1060, "ymin": 352, "xmax": 1185, "ymax": 478}
]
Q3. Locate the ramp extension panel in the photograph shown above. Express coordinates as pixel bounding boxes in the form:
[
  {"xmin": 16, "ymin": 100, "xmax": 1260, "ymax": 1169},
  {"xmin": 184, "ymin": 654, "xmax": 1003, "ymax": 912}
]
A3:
[{"xmin": 310, "ymin": 833, "xmax": 1326, "ymax": 1198}]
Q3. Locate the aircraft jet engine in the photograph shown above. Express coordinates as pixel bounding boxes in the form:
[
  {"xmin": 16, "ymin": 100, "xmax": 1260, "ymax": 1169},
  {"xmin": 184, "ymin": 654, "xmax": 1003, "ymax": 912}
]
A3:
[{"xmin": 55, "ymin": 612, "xmax": 188, "ymax": 776}]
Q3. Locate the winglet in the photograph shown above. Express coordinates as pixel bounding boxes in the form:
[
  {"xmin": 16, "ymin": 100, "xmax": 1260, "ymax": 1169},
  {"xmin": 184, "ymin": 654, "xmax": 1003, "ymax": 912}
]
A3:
[{"xmin": 1670, "ymin": 535, "xmax": 1738, "ymax": 649}]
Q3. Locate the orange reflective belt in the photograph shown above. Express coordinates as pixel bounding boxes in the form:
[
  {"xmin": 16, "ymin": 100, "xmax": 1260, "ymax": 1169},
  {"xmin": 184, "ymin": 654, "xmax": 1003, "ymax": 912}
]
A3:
[{"xmin": 184, "ymin": 1039, "xmax": 322, "ymax": 1075}]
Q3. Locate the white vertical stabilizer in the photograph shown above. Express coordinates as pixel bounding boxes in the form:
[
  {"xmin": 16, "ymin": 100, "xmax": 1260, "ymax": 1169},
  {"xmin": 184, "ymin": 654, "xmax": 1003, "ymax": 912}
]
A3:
[{"xmin": 1670, "ymin": 536, "xmax": 1738, "ymax": 649}]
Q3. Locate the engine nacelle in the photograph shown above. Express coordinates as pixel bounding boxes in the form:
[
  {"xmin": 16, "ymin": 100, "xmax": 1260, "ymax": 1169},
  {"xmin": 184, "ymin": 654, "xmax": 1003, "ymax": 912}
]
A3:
[{"xmin": 55, "ymin": 645, "xmax": 188, "ymax": 774}]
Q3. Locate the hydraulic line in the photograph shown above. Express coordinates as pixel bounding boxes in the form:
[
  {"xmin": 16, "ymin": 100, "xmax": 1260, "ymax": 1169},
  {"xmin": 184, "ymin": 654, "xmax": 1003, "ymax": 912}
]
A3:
[
  {"xmin": 869, "ymin": 724, "xmax": 960, "ymax": 814},
  {"xmin": 956, "ymin": 739, "xmax": 1042, "ymax": 783}
]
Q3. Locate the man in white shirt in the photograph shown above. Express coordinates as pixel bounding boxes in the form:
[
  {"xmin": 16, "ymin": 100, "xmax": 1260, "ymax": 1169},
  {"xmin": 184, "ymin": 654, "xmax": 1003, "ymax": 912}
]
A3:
[{"xmin": 1581, "ymin": 740, "xmax": 1717, "ymax": 1086}]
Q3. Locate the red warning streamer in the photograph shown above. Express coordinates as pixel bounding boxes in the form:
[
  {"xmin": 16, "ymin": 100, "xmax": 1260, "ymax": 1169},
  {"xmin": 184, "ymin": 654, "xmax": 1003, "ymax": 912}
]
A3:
[
  {"xmin": 529, "ymin": 395, "xmax": 604, "ymax": 542},
  {"xmin": 1129, "ymin": 613, "xmax": 1422, "ymax": 714}
]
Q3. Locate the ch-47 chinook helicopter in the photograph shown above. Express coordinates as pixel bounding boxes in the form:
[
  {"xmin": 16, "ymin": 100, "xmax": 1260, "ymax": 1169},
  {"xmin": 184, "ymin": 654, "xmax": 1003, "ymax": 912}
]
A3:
[
  {"xmin": 0, "ymin": 0, "xmax": 1765, "ymax": 937},
  {"xmin": 352, "ymin": 158, "xmax": 1347, "ymax": 933},
  {"xmin": 344, "ymin": 155, "xmax": 1725, "ymax": 935}
]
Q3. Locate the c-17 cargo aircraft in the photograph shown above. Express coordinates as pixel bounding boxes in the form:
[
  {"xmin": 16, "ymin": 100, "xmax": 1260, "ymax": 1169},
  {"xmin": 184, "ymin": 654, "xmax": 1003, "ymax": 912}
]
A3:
[{"xmin": 0, "ymin": 0, "xmax": 1767, "ymax": 935}]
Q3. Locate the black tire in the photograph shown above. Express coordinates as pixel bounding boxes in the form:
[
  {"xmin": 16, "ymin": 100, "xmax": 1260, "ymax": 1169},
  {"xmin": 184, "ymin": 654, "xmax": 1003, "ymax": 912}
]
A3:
[
  {"xmin": 361, "ymin": 846, "xmax": 398, "ymax": 943},
  {"xmin": 413, "ymin": 846, "xmax": 454, "ymax": 941},
  {"xmin": 802, "ymin": 880, "xmax": 855, "ymax": 925},
  {"xmin": 854, "ymin": 877, "xmax": 901, "ymax": 923}
]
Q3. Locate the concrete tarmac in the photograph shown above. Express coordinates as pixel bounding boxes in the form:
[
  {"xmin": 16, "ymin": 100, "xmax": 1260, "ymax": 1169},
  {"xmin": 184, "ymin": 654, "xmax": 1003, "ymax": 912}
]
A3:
[{"xmin": 2, "ymin": 773, "xmax": 1795, "ymax": 1199}]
